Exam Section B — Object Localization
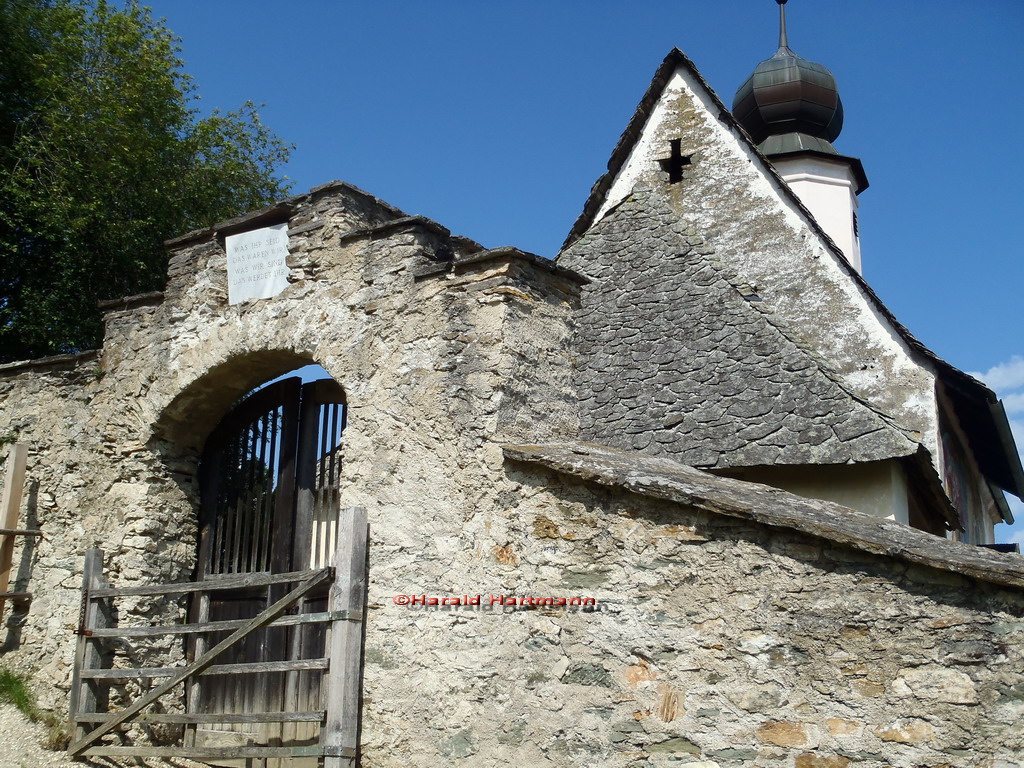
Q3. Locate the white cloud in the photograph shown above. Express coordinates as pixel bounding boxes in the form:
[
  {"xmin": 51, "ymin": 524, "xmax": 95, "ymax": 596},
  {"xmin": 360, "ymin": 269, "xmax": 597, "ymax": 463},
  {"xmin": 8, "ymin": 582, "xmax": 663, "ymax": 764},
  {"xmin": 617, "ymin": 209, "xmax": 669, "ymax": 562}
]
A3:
[
  {"xmin": 973, "ymin": 355, "xmax": 1024, "ymax": 545},
  {"xmin": 970, "ymin": 355, "xmax": 1024, "ymax": 392},
  {"xmin": 1003, "ymin": 392, "xmax": 1024, "ymax": 415}
]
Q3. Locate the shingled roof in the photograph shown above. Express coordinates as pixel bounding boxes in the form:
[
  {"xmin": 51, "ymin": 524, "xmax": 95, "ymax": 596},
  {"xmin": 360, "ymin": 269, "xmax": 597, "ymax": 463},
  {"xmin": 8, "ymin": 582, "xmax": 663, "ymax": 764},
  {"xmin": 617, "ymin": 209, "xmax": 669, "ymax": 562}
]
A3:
[
  {"xmin": 560, "ymin": 188, "xmax": 920, "ymax": 470},
  {"xmin": 559, "ymin": 47, "xmax": 1024, "ymax": 499}
]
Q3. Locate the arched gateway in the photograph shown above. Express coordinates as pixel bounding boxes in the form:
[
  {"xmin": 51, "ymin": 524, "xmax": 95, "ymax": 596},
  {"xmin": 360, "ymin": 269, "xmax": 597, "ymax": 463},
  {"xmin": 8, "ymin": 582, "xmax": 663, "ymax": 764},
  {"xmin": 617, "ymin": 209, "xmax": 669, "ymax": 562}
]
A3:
[
  {"xmin": 68, "ymin": 360, "xmax": 367, "ymax": 765},
  {"xmin": 191, "ymin": 375, "xmax": 346, "ymax": 753}
]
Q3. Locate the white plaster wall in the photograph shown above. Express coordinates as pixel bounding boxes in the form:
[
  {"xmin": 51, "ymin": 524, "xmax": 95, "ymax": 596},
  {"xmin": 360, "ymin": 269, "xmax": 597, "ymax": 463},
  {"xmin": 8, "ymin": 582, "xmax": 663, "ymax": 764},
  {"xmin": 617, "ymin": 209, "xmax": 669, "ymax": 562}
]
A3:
[
  {"xmin": 773, "ymin": 155, "xmax": 861, "ymax": 273},
  {"xmin": 725, "ymin": 461, "xmax": 910, "ymax": 523}
]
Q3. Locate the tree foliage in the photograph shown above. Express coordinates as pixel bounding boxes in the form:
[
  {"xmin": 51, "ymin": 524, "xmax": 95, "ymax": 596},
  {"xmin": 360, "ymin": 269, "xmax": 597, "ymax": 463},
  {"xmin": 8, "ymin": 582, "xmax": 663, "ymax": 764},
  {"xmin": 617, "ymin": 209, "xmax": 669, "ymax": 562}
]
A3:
[{"xmin": 0, "ymin": 0, "xmax": 292, "ymax": 361}]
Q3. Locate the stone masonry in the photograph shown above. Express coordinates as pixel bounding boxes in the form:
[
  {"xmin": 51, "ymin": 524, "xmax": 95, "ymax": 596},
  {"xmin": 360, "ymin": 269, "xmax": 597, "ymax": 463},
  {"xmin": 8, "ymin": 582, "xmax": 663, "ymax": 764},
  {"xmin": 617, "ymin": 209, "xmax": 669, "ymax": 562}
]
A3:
[{"xmin": 0, "ymin": 174, "xmax": 1019, "ymax": 768}]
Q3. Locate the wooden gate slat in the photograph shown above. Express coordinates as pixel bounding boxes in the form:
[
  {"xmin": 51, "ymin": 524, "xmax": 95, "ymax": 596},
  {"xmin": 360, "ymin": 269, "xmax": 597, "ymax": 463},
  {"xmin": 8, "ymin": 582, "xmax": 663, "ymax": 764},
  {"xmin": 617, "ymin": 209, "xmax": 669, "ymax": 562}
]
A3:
[
  {"xmin": 67, "ymin": 549, "xmax": 110, "ymax": 743},
  {"xmin": 81, "ymin": 657, "xmax": 330, "ymax": 679},
  {"xmin": 82, "ymin": 745, "xmax": 348, "ymax": 759},
  {"xmin": 89, "ymin": 567, "xmax": 326, "ymax": 597},
  {"xmin": 86, "ymin": 607, "xmax": 343, "ymax": 637},
  {"xmin": 75, "ymin": 710, "xmax": 326, "ymax": 724},
  {"xmin": 68, "ymin": 567, "xmax": 331, "ymax": 757}
]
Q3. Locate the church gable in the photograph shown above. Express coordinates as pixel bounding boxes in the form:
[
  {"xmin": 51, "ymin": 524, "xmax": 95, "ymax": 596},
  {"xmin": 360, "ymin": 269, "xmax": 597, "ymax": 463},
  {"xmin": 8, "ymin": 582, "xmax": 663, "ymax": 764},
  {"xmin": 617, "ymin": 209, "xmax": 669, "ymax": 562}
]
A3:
[
  {"xmin": 558, "ymin": 50, "xmax": 940, "ymax": 458},
  {"xmin": 561, "ymin": 188, "xmax": 918, "ymax": 471}
]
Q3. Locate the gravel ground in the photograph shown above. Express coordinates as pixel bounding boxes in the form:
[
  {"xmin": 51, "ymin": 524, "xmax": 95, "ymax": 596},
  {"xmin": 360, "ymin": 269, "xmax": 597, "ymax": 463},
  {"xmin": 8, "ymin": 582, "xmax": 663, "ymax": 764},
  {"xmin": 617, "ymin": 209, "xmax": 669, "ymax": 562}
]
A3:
[
  {"xmin": 0, "ymin": 704, "xmax": 210, "ymax": 768},
  {"xmin": 0, "ymin": 703, "xmax": 78, "ymax": 768}
]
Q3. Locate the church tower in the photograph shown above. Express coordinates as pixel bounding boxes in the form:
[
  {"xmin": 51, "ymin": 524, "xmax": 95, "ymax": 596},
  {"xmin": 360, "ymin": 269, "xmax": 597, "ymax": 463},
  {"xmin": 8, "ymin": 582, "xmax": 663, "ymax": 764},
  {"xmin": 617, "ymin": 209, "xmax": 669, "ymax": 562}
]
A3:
[{"xmin": 733, "ymin": 0, "xmax": 868, "ymax": 272}]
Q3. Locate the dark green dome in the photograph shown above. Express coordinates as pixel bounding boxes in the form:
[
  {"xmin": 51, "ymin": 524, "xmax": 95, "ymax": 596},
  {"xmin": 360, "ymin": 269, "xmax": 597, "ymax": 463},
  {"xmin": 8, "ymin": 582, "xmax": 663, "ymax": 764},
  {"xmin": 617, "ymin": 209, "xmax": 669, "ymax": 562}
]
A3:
[
  {"xmin": 733, "ymin": 2, "xmax": 843, "ymax": 153},
  {"xmin": 733, "ymin": 48, "xmax": 844, "ymax": 151}
]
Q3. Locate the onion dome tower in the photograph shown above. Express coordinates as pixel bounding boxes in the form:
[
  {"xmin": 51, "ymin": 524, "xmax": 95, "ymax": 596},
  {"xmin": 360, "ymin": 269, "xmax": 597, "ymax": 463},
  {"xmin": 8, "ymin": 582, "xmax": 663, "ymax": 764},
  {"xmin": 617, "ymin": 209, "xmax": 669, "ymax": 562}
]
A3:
[{"xmin": 733, "ymin": 0, "xmax": 868, "ymax": 272}]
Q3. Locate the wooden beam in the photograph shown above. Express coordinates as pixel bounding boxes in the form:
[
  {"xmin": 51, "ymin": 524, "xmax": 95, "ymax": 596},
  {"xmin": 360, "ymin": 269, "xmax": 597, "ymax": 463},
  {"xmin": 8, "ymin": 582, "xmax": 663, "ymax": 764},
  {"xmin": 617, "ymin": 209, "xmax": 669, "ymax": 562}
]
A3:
[
  {"xmin": 0, "ymin": 443, "xmax": 27, "ymax": 622},
  {"xmin": 322, "ymin": 506, "xmax": 369, "ymax": 768},
  {"xmin": 87, "ymin": 609, "xmax": 346, "ymax": 638},
  {"xmin": 68, "ymin": 549, "xmax": 109, "ymax": 743},
  {"xmin": 74, "ymin": 710, "xmax": 326, "ymax": 725},
  {"xmin": 68, "ymin": 567, "xmax": 331, "ymax": 757},
  {"xmin": 0, "ymin": 528, "xmax": 41, "ymax": 537},
  {"xmin": 81, "ymin": 657, "xmax": 330, "ymax": 679},
  {"xmin": 82, "ymin": 745, "xmax": 345, "ymax": 759},
  {"xmin": 182, "ymin": 587, "xmax": 209, "ymax": 748},
  {"xmin": 88, "ymin": 566, "xmax": 329, "ymax": 598}
]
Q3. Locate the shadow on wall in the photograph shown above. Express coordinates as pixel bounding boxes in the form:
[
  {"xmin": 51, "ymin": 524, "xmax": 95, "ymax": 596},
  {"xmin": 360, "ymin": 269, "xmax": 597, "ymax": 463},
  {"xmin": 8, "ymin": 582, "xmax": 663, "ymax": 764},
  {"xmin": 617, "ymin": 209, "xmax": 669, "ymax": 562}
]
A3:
[{"xmin": 154, "ymin": 350, "xmax": 325, "ymax": 453}]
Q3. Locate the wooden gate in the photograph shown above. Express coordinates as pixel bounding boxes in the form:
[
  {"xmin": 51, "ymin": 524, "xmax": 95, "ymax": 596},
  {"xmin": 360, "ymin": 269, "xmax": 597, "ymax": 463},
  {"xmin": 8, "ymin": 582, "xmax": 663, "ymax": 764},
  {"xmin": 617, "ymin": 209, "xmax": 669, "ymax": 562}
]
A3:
[
  {"xmin": 68, "ymin": 507, "xmax": 368, "ymax": 765},
  {"xmin": 192, "ymin": 377, "xmax": 347, "ymax": 755},
  {"xmin": 68, "ymin": 375, "xmax": 362, "ymax": 766}
]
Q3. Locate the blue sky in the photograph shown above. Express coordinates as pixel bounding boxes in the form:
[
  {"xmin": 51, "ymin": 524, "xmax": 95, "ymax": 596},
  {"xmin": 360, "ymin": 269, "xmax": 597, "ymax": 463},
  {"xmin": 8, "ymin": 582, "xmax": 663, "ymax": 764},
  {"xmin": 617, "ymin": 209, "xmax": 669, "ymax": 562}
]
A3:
[{"xmin": 152, "ymin": 1, "xmax": 1024, "ymax": 542}]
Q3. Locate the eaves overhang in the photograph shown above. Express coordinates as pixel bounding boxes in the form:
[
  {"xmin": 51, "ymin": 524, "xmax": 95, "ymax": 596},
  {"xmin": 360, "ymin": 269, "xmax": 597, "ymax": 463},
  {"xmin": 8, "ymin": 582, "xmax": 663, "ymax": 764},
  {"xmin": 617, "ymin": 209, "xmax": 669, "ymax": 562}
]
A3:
[
  {"xmin": 765, "ymin": 147, "xmax": 869, "ymax": 194},
  {"xmin": 941, "ymin": 375, "xmax": 1024, "ymax": 501}
]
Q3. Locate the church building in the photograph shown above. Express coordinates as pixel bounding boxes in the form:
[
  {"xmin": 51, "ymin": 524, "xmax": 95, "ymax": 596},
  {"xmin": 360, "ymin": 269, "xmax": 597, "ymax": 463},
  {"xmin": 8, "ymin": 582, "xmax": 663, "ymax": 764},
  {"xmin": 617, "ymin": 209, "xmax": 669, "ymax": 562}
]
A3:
[{"xmin": 0, "ymin": 2, "xmax": 1021, "ymax": 766}]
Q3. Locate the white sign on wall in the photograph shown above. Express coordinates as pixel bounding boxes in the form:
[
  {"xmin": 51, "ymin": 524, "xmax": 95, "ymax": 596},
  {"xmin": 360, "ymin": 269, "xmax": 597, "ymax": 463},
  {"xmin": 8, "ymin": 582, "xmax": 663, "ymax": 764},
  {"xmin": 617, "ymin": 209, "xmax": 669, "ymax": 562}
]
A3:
[{"xmin": 225, "ymin": 223, "xmax": 290, "ymax": 305}]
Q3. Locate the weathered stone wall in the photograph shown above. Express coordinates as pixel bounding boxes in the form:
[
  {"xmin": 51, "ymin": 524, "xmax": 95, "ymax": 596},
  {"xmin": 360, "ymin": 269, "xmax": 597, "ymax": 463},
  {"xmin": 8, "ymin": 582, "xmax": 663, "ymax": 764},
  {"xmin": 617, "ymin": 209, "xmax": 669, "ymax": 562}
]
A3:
[
  {"xmin": 353, "ymin": 446, "xmax": 1023, "ymax": 768},
  {"xmin": 0, "ymin": 182, "xmax": 582, "ymax": 713},
  {"xmin": 0, "ymin": 352, "xmax": 197, "ymax": 703}
]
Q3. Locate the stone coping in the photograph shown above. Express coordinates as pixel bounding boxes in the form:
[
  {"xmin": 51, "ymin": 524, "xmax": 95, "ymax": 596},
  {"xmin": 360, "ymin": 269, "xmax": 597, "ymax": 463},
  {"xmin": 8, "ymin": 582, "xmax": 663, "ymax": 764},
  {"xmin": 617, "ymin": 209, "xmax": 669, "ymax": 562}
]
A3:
[
  {"xmin": 503, "ymin": 441, "xmax": 1024, "ymax": 590},
  {"xmin": 0, "ymin": 349, "xmax": 99, "ymax": 375},
  {"xmin": 163, "ymin": 179, "xmax": 406, "ymax": 248},
  {"xmin": 97, "ymin": 291, "xmax": 165, "ymax": 312}
]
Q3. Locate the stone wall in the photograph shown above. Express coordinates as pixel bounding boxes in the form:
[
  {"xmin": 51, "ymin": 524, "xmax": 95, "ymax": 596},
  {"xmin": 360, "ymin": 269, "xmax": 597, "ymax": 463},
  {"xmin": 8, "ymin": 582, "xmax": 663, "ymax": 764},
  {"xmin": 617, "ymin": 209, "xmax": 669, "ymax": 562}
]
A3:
[
  {"xmin": 0, "ymin": 182, "xmax": 582, "ymax": 713},
  {"xmin": 352, "ymin": 443, "xmax": 1023, "ymax": 767}
]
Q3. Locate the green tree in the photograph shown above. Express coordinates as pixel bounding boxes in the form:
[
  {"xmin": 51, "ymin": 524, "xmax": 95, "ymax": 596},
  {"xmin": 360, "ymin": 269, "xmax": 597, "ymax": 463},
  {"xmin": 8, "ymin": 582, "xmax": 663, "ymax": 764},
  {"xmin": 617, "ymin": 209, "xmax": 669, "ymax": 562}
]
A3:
[{"xmin": 0, "ymin": 0, "xmax": 291, "ymax": 361}]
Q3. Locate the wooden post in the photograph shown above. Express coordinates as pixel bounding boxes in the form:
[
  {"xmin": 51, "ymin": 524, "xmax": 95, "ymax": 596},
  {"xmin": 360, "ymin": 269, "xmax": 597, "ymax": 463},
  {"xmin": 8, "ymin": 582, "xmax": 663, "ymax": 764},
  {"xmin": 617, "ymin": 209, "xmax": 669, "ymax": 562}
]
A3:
[
  {"xmin": 0, "ymin": 443, "xmax": 28, "ymax": 623},
  {"xmin": 68, "ymin": 549, "xmax": 109, "ymax": 743},
  {"xmin": 322, "ymin": 507, "xmax": 368, "ymax": 768},
  {"xmin": 183, "ymin": 589, "xmax": 210, "ymax": 748}
]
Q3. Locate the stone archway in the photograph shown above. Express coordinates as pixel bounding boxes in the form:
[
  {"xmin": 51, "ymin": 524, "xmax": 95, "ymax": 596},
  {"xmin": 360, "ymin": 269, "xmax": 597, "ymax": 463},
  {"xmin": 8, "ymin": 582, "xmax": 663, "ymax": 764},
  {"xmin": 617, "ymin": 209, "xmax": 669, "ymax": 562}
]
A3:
[{"xmin": 188, "ymin": 364, "xmax": 347, "ymax": 755}]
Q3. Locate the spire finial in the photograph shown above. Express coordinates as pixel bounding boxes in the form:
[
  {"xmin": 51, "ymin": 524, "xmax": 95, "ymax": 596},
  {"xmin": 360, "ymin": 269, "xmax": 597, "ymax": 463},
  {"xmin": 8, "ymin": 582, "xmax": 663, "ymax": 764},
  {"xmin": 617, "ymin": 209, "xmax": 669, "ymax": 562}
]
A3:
[{"xmin": 776, "ymin": 0, "xmax": 791, "ymax": 53}]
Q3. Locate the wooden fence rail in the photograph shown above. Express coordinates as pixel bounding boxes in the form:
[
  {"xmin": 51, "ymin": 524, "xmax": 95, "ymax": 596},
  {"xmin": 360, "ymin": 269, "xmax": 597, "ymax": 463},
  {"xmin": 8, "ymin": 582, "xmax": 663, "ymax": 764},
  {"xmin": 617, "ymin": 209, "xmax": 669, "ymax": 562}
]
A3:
[
  {"xmin": 68, "ymin": 506, "xmax": 369, "ymax": 766},
  {"xmin": 0, "ymin": 444, "xmax": 40, "ymax": 621}
]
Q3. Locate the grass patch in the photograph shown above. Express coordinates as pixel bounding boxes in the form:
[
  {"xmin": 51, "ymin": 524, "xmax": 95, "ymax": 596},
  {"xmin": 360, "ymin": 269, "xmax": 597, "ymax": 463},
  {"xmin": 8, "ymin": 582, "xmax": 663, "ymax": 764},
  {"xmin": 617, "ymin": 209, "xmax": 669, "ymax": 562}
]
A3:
[
  {"xmin": 0, "ymin": 667, "xmax": 37, "ymax": 720},
  {"xmin": 0, "ymin": 668, "xmax": 68, "ymax": 750}
]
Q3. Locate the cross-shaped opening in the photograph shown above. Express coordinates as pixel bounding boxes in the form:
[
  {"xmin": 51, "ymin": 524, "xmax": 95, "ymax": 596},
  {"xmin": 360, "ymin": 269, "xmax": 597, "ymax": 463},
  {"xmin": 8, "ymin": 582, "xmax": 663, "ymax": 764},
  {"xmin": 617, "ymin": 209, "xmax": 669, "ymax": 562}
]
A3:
[{"xmin": 659, "ymin": 139, "xmax": 692, "ymax": 184}]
